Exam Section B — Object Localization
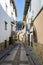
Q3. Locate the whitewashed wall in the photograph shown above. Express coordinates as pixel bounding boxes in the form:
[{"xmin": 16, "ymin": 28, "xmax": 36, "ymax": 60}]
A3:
[
  {"xmin": 41, "ymin": 0, "xmax": 43, "ymax": 7},
  {"xmin": 0, "ymin": 0, "xmax": 16, "ymax": 19},
  {"xmin": 0, "ymin": 5, "xmax": 11, "ymax": 43},
  {"xmin": 0, "ymin": 0, "xmax": 16, "ymax": 43},
  {"xmin": 26, "ymin": 0, "xmax": 43, "ymax": 29},
  {"xmin": 31, "ymin": 0, "xmax": 41, "ymax": 19},
  {"xmin": 27, "ymin": 0, "xmax": 43, "ymax": 21}
]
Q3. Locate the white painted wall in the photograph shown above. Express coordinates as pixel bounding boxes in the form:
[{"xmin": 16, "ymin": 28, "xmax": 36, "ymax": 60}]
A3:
[
  {"xmin": 0, "ymin": 5, "xmax": 11, "ymax": 43},
  {"xmin": 41, "ymin": 0, "xmax": 43, "ymax": 7},
  {"xmin": 26, "ymin": 0, "xmax": 43, "ymax": 30},
  {"xmin": 31, "ymin": 0, "xmax": 41, "ymax": 19},
  {"xmin": 27, "ymin": 0, "xmax": 43, "ymax": 22},
  {"xmin": 0, "ymin": 0, "xmax": 17, "ymax": 43},
  {"xmin": 0, "ymin": 0, "xmax": 16, "ymax": 19}
]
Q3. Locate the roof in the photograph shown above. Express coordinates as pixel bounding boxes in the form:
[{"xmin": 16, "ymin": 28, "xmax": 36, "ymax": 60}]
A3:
[
  {"xmin": 24, "ymin": 0, "xmax": 31, "ymax": 15},
  {"xmin": 10, "ymin": 0, "xmax": 17, "ymax": 17},
  {"xmin": 23, "ymin": 0, "xmax": 31, "ymax": 21}
]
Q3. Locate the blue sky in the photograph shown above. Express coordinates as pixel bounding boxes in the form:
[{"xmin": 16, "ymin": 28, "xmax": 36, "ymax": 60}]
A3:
[{"xmin": 15, "ymin": 0, "xmax": 24, "ymax": 21}]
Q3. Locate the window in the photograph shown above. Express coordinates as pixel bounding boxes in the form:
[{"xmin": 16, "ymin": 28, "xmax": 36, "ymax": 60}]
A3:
[
  {"xmin": 11, "ymin": 12, "xmax": 13, "ymax": 16},
  {"xmin": 29, "ymin": 2, "xmax": 31, "ymax": 12},
  {"xmin": 5, "ymin": 21, "xmax": 7, "ymax": 30},
  {"xmin": 5, "ymin": 3, "xmax": 8, "ymax": 11}
]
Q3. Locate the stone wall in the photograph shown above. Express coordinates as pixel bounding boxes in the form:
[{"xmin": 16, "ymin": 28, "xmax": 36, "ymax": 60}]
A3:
[
  {"xmin": 33, "ymin": 8, "xmax": 43, "ymax": 65},
  {"xmin": 0, "ymin": 41, "xmax": 9, "ymax": 51},
  {"xmin": 32, "ymin": 43, "xmax": 43, "ymax": 65}
]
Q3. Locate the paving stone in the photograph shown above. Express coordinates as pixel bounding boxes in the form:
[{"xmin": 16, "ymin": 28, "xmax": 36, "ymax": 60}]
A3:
[
  {"xmin": 0, "ymin": 43, "xmax": 38, "ymax": 65},
  {"xmin": 10, "ymin": 46, "xmax": 19, "ymax": 54},
  {"xmin": 21, "ymin": 45, "xmax": 25, "ymax": 50},
  {"xmin": 20, "ymin": 46, "xmax": 28, "ymax": 61},
  {"xmin": 5, "ymin": 49, "xmax": 18, "ymax": 61},
  {"xmin": 20, "ymin": 64, "xmax": 29, "ymax": 65},
  {"xmin": 1, "ymin": 63, "xmax": 12, "ymax": 65},
  {"xmin": 2, "ymin": 46, "xmax": 19, "ymax": 61}
]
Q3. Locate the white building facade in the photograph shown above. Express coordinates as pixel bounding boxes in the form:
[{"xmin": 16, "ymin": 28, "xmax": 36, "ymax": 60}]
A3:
[
  {"xmin": 0, "ymin": 0, "xmax": 17, "ymax": 50},
  {"xmin": 27, "ymin": 0, "xmax": 43, "ymax": 20}
]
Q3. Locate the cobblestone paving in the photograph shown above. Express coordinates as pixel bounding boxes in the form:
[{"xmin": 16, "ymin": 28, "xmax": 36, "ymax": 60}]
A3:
[{"xmin": 0, "ymin": 42, "xmax": 34, "ymax": 65}]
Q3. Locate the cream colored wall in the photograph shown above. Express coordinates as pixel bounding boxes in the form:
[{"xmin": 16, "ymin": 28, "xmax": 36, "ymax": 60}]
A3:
[{"xmin": 34, "ymin": 10, "xmax": 43, "ymax": 44}]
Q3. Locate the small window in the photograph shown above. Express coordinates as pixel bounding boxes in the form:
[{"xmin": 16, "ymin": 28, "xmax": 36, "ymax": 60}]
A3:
[
  {"xmin": 11, "ymin": 12, "xmax": 13, "ymax": 16},
  {"xmin": 5, "ymin": 3, "xmax": 8, "ymax": 11},
  {"xmin": 29, "ymin": 3, "xmax": 31, "ymax": 12},
  {"xmin": 5, "ymin": 21, "xmax": 7, "ymax": 30}
]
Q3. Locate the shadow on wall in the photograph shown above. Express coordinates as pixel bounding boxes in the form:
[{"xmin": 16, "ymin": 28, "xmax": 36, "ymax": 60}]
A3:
[{"xmin": 33, "ymin": 26, "xmax": 38, "ymax": 43}]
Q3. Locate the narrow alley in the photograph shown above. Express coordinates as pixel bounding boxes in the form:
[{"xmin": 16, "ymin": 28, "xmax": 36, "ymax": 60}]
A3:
[{"xmin": 0, "ymin": 0, "xmax": 43, "ymax": 65}]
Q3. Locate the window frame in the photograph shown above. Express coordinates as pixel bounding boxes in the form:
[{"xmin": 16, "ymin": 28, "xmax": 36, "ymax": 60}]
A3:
[{"xmin": 5, "ymin": 21, "xmax": 7, "ymax": 30}]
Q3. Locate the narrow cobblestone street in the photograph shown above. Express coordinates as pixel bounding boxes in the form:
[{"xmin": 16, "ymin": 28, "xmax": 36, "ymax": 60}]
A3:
[{"xmin": 0, "ymin": 42, "xmax": 34, "ymax": 65}]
